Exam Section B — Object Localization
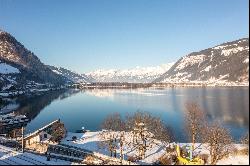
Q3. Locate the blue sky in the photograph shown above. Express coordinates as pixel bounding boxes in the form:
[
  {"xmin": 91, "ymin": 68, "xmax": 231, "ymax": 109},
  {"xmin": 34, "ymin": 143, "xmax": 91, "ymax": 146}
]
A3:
[{"xmin": 0, "ymin": 0, "xmax": 249, "ymax": 73}]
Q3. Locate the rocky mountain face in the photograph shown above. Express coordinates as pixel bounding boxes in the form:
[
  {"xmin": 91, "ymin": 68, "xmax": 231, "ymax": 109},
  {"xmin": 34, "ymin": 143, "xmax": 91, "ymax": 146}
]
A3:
[
  {"xmin": 86, "ymin": 63, "xmax": 174, "ymax": 83},
  {"xmin": 0, "ymin": 30, "xmax": 68, "ymax": 91},
  {"xmin": 48, "ymin": 65, "xmax": 93, "ymax": 84},
  {"xmin": 154, "ymin": 38, "xmax": 249, "ymax": 85}
]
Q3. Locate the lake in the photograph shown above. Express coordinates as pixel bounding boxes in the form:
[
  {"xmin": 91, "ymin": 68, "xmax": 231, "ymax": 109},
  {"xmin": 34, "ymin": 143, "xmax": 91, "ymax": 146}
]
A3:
[{"xmin": 6, "ymin": 87, "xmax": 249, "ymax": 142}]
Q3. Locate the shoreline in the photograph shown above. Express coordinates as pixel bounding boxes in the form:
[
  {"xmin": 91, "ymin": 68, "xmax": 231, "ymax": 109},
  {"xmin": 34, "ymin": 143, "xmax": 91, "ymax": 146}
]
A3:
[{"xmin": 1, "ymin": 85, "xmax": 248, "ymax": 98}]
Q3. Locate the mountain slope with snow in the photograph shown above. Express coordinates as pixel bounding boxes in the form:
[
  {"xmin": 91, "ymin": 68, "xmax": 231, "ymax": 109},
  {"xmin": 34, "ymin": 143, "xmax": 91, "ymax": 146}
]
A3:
[
  {"xmin": 154, "ymin": 38, "xmax": 249, "ymax": 85},
  {"xmin": 48, "ymin": 65, "xmax": 93, "ymax": 84},
  {"xmin": 86, "ymin": 63, "xmax": 174, "ymax": 83},
  {"xmin": 0, "ymin": 29, "xmax": 70, "ymax": 91}
]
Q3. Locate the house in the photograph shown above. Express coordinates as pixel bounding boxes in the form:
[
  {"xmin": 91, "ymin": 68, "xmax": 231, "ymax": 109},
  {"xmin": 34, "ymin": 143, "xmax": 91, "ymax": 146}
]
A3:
[
  {"xmin": 23, "ymin": 119, "xmax": 66, "ymax": 153},
  {"xmin": 25, "ymin": 131, "xmax": 52, "ymax": 145}
]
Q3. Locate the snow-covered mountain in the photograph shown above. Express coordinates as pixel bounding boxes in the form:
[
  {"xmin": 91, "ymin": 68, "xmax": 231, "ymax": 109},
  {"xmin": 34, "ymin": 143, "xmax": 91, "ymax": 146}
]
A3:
[
  {"xmin": 0, "ymin": 30, "xmax": 94, "ymax": 92},
  {"xmin": 0, "ymin": 29, "xmax": 71, "ymax": 91},
  {"xmin": 0, "ymin": 30, "xmax": 92, "ymax": 92},
  {"xmin": 86, "ymin": 63, "xmax": 174, "ymax": 83},
  {"xmin": 154, "ymin": 38, "xmax": 249, "ymax": 85},
  {"xmin": 48, "ymin": 65, "xmax": 93, "ymax": 84}
]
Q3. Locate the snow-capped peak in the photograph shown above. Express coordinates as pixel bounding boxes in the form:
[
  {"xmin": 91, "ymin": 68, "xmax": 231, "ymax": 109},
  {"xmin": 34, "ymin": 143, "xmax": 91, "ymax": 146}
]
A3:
[{"xmin": 86, "ymin": 62, "xmax": 175, "ymax": 83}]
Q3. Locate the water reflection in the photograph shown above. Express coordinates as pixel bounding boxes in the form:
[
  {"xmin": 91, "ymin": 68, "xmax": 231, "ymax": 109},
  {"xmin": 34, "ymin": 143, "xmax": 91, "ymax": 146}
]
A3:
[
  {"xmin": 85, "ymin": 87, "xmax": 249, "ymax": 141},
  {"xmin": 16, "ymin": 89, "xmax": 79, "ymax": 119},
  {"xmin": 85, "ymin": 88, "xmax": 249, "ymax": 128},
  {"xmin": 3, "ymin": 87, "xmax": 248, "ymax": 142}
]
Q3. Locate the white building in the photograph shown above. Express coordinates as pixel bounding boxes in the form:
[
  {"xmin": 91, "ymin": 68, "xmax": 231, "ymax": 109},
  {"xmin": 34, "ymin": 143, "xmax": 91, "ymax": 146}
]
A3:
[{"xmin": 25, "ymin": 131, "xmax": 52, "ymax": 145}]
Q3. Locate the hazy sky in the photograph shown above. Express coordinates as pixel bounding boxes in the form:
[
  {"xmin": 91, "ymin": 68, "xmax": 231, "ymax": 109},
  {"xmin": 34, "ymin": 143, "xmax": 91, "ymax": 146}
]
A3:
[{"xmin": 0, "ymin": 0, "xmax": 249, "ymax": 73}]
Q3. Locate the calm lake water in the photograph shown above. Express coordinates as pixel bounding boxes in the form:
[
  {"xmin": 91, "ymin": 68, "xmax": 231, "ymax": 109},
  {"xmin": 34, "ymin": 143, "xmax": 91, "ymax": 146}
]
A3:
[{"xmin": 10, "ymin": 87, "xmax": 249, "ymax": 142}]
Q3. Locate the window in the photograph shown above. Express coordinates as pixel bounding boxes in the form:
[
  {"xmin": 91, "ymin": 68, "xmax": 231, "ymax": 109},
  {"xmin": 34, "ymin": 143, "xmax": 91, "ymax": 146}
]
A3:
[{"xmin": 44, "ymin": 133, "xmax": 47, "ymax": 138}]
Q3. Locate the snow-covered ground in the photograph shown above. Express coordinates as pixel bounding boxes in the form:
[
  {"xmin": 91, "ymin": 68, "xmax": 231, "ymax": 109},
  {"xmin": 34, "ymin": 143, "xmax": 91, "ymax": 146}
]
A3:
[
  {"xmin": 216, "ymin": 155, "xmax": 249, "ymax": 165},
  {"xmin": 0, "ymin": 89, "xmax": 46, "ymax": 98},
  {"xmin": 0, "ymin": 103, "xmax": 19, "ymax": 114},
  {"xmin": 61, "ymin": 131, "xmax": 249, "ymax": 165},
  {"xmin": 0, "ymin": 62, "xmax": 20, "ymax": 74},
  {"xmin": 61, "ymin": 131, "xmax": 164, "ymax": 165},
  {"xmin": 0, "ymin": 131, "xmax": 248, "ymax": 165},
  {"xmin": 0, "ymin": 86, "xmax": 67, "ymax": 98},
  {"xmin": 0, "ymin": 144, "xmax": 78, "ymax": 165}
]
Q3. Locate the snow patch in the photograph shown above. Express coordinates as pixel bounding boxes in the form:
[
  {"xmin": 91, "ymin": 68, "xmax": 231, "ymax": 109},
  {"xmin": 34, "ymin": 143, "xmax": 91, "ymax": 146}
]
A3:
[
  {"xmin": 204, "ymin": 65, "xmax": 211, "ymax": 72},
  {"xmin": 2, "ymin": 84, "xmax": 13, "ymax": 91},
  {"xmin": 176, "ymin": 54, "xmax": 206, "ymax": 70},
  {"xmin": 221, "ymin": 47, "xmax": 245, "ymax": 56},
  {"xmin": 216, "ymin": 155, "xmax": 249, "ymax": 165},
  {"xmin": 0, "ymin": 63, "xmax": 20, "ymax": 74},
  {"xmin": 0, "ymin": 103, "xmax": 19, "ymax": 114},
  {"xmin": 175, "ymin": 72, "xmax": 188, "ymax": 77},
  {"xmin": 52, "ymin": 69, "xmax": 62, "ymax": 75},
  {"xmin": 238, "ymin": 39, "xmax": 247, "ymax": 43},
  {"xmin": 243, "ymin": 58, "xmax": 249, "ymax": 63},
  {"xmin": 213, "ymin": 45, "xmax": 228, "ymax": 50}
]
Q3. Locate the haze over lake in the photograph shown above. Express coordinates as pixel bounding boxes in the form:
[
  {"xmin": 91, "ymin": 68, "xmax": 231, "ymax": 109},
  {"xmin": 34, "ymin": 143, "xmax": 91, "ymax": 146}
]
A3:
[{"xmin": 11, "ymin": 87, "xmax": 248, "ymax": 142}]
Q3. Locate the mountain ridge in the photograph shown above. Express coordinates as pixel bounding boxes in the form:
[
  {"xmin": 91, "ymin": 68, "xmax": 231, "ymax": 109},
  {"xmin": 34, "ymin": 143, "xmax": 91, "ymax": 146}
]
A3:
[
  {"xmin": 86, "ymin": 62, "xmax": 175, "ymax": 83},
  {"xmin": 48, "ymin": 65, "xmax": 94, "ymax": 84},
  {"xmin": 1, "ymin": 29, "xmax": 248, "ymax": 89},
  {"xmin": 0, "ymin": 29, "xmax": 92, "ymax": 92},
  {"xmin": 0, "ymin": 30, "xmax": 68, "ymax": 86},
  {"xmin": 153, "ymin": 38, "xmax": 249, "ymax": 85}
]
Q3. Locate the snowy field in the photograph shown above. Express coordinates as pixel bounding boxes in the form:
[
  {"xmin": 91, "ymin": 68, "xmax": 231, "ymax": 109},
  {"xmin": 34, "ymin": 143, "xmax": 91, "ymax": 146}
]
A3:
[
  {"xmin": 0, "ymin": 131, "xmax": 249, "ymax": 165},
  {"xmin": 61, "ymin": 131, "xmax": 249, "ymax": 165}
]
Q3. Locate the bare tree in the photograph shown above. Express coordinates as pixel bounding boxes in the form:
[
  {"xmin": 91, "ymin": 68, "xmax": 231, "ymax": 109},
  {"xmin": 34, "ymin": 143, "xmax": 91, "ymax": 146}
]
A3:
[
  {"xmin": 0, "ymin": 123, "xmax": 3, "ymax": 135},
  {"xmin": 131, "ymin": 121, "xmax": 154, "ymax": 159},
  {"xmin": 126, "ymin": 112, "xmax": 148, "ymax": 159},
  {"xmin": 99, "ymin": 113, "xmax": 126, "ymax": 158},
  {"xmin": 99, "ymin": 111, "xmax": 174, "ymax": 160},
  {"xmin": 240, "ymin": 132, "xmax": 249, "ymax": 145},
  {"xmin": 126, "ymin": 111, "xmax": 174, "ymax": 159},
  {"xmin": 101, "ymin": 112, "xmax": 126, "ymax": 131},
  {"xmin": 99, "ymin": 131, "xmax": 119, "ymax": 157},
  {"xmin": 202, "ymin": 122, "xmax": 233, "ymax": 164},
  {"xmin": 119, "ymin": 131, "xmax": 125, "ymax": 164},
  {"xmin": 50, "ymin": 122, "xmax": 66, "ymax": 143},
  {"xmin": 154, "ymin": 124, "xmax": 175, "ymax": 151},
  {"xmin": 184, "ymin": 102, "xmax": 205, "ymax": 150},
  {"xmin": 240, "ymin": 132, "xmax": 249, "ymax": 154}
]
